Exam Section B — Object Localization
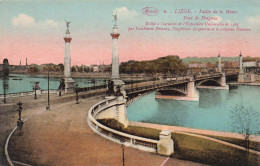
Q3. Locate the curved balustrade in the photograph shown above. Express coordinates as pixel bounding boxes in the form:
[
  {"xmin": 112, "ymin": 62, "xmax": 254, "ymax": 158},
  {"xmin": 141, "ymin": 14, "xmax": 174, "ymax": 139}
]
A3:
[{"xmin": 87, "ymin": 98, "xmax": 158, "ymax": 152}]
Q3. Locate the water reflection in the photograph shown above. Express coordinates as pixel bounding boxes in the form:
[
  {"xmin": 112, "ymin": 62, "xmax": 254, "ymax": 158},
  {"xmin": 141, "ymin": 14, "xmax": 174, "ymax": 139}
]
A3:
[
  {"xmin": 199, "ymin": 89, "xmax": 222, "ymax": 108},
  {"xmin": 127, "ymin": 85, "xmax": 260, "ymax": 133},
  {"xmin": 151, "ymin": 99, "xmax": 191, "ymax": 126}
]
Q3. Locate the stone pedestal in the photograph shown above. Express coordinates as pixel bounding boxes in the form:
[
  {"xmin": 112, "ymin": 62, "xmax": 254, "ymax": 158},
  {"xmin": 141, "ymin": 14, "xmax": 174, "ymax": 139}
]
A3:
[
  {"xmin": 220, "ymin": 76, "xmax": 226, "ymax": 86},
  {"xmin": 36, "ymin": 90, "xmax": 41, "ymax": 95},
  {"xmin": 220, "ymin": 72, "xmax": 229, "ymax": 89},
  {"xmin": 238, "ymin": 71, "xmax": 244, "ymax": 83},
  {"xmin": 113, "ymin": 79, "xmax": 126, "ymax": 97},
  {"xmin": 157, "ymin": 130, "xmax": 174, "ymax": 156},
  {"xmin": 250, "ymin": 73, "xmax": 255, "ymax": 82},
  {"xmin": 95, "ymin": 96, "xmax": 129, "ymax": 128},
  {"xmin": 65, "ymin": 77, "xmax": 75, "ymax": 93},
  {"xmin": 187, "ymin": 78, "xmax": 199, "ymax": 101},
  {"xmin": 115, "ymin": 96, "xmax": 128, "ymax": 127}
]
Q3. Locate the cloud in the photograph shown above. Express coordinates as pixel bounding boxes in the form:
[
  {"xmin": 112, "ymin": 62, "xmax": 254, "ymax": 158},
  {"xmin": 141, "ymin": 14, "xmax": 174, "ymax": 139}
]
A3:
[
  {"xmin": 113, "ymin": 7, "xmax": 138, "ymax": 19},
  {"xmin": 248, "ymin": 16, "xmax": 260, "ymax": 26},
  {"xmin": 12, "ymin": 13, "xmax": 60, "ymax": 28},
  {"xmin": 42, "ymin": 19, "xmax": 60, "ymax": 27},
  {"xmin": 12, "ymin": 14, "xmax": 35, "ymax": 27}
]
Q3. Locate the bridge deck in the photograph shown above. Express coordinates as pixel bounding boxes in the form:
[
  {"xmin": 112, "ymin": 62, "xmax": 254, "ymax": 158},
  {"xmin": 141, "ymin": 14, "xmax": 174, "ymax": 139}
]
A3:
[{"xmin": 125, "ymin": 72, "xmax": 238, "ymax": 95}]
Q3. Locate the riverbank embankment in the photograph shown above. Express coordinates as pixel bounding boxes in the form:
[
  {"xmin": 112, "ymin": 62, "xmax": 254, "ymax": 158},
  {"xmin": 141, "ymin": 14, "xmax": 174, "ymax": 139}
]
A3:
[{"xmin": 130, "ymin": 121, "xmax": 260, "ymax": 142}]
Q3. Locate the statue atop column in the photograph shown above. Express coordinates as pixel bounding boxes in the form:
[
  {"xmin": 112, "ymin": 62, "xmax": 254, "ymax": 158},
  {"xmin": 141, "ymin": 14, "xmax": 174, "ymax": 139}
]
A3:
[
  {"xmin": 66, "ymin": 21, "xmax": 71, "ymax": 34},
  {"xmin": 112, "ymin": 13, "xmax": 117, "ymax": 27}
]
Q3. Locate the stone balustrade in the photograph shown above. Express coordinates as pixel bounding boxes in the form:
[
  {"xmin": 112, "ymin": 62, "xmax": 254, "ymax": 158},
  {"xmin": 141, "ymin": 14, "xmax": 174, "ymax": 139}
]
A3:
[{"xmin": 87, "ymin": 97, "xmax": 159, "ymax": 153}]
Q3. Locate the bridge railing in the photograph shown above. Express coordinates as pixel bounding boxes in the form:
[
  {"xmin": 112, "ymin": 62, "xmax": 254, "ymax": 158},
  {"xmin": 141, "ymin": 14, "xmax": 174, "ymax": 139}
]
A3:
[
  {"xmin": 125, "ymin": 77, "xmax": 191, "ymax": 94},
  {"xmin": 194, "ymin": 73, "xmax": 222, "ymax": 80},
  {"xmin": 88, "ymin": 97, "xmax": 158, "ymax": 152},
  {"xmin": 77, "ymin": 84, "xmax": 107, "ymax": 92},
  {"xmin": 0, "ymin": 89, "xmax": 58, "ymax": 98}
]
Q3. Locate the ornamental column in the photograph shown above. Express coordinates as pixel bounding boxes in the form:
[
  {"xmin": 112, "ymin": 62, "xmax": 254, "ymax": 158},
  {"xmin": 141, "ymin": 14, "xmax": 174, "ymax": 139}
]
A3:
[
  {"xmin": 218, "ymin": 53, "xmax": 222, "ymax": 73},
  {"xmin": 239, "ymin": 51, "xmax": 243, "ymax": 72},
  {"xmin": 238, "ymin": 51, "xmax": 244, "ymax": 82},
  {"xmin": 109, "ymin": 15, "xmax": 125, "ymax": 96},
  {"xmin": 64, "ymin": 21, "xmax": 75, "ymax": 93},
  {"xmin": 111, "ymin": 24, "xmax": 120, "ymax": 79}
]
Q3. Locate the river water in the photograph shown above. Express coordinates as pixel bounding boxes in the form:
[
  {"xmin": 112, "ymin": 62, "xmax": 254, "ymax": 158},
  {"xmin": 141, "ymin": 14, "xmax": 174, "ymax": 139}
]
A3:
[
  {"xmin": 0, "ymin": 74, "xmax": 106, "ymax": 94},
  {"xmin": 127, "ymin": 85, "xmax": 260, "ymax": 133}
]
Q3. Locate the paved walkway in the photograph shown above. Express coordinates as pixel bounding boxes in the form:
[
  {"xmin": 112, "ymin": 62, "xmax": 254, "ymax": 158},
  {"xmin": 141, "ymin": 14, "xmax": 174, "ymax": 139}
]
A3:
[
  {"xmin": 7, "ymin": 97, "xmax": 205, "ymax": 166},
  {"xmin": 0, "ymin": 93, "xmax": 60, "ymax": 166},
  {"xmin": 0, "ymin": 89, "xmax": 103, "ymax": 166}
]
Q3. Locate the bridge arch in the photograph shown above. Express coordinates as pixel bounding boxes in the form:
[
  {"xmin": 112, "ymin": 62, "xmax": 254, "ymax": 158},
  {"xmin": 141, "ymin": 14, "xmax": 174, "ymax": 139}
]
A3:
[
  {"xmin": 157, "ymin": 89, "xmax": 186, "ymax": 96},
  {"xmin": 197, "ymin": 79, "xmax": 221, "ymax": 87}
]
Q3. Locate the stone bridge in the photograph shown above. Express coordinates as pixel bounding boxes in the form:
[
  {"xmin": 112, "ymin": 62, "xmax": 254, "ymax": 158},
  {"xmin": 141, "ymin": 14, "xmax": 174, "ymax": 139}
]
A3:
[{"xmin": 125, "ymin": 72, "xmax": 238, "ymax": 101}]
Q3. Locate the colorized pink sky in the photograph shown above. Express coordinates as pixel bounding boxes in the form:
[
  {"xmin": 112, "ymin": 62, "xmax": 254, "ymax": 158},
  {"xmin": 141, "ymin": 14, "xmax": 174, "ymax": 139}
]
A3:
[{"xmin": 0, "ymin": 0, "xmax": 260, "ymax": 66}]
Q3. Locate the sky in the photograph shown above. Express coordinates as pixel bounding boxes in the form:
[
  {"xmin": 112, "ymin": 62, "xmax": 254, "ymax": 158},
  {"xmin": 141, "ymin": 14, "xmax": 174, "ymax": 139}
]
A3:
[{"xmin": 0, "ymin": 0, "xmax": 260, "ymax": 66}]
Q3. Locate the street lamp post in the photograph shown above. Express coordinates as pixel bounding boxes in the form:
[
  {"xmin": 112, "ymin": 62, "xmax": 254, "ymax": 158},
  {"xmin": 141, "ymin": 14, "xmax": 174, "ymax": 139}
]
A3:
[
  {"xmin": 59, "ymin": 79, "xmax": 61, "ymax": 97},
  {"xmin": 75, "ymin": 84, "xmax": 79, "ymax": 104},
  {"xmin": 33, "ymin": 82, "xmax": 37, "ymax": 99},
  {"xmin": 34, "ymin": 86, "xmax": 37, "ymax": 99},
  {"xmin": 17, "ymin": 101, "xmax": 24, "ymax": 129},
  {"xmin": 3, "ymin": 84, "xmax": 6, "ymax": 104},
  {"xmin": 91, "ymin": 79, "xmax": 96, "ymax": 90},
  {"xmin": 46, "ymin": 72, "xmax": 50, "ymax": 111},
  {"xmin": 58, "ymin": 78, "xmax": 65, "ymax": 97},
  {"xmin": 103, "ymin": 79, "xmax": 107, "ymax": 88},
  {"xmin": 121, "ymin": 144, "xmax": 125, "ymax": 166},
  {"xmin": 3, "ymin": 77, "xmax": 7, "ymax": 103}
]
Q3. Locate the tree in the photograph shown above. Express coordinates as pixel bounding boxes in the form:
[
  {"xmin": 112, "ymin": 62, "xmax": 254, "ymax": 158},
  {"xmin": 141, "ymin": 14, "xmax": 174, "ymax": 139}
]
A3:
[
  {"xmin": 28, "ymin": 66, "xmax": 39, "ymax": 73},
  {"xmin": 71, "ymin": 66, "xmax": 76, "ymax": 72},
  {"xmin": 119, "ymin": 55, "xmax": 186, "ymax": 74},
  {"xmin": 58, "ymin": 63, "xmax": 64, "ymax": 72},
  {"xmin": 230, "ymin": 105, "xmax": 260, "ymax": 153},
  {"xmin": 3, "ymin": 58, "xmax": 9, "ymax": 76},
  {"xmin": 105, "ymin": 66, "xmax": 111, "ymax": 73},
  {"xmin": 43, "ymin": 64, "xmax": 56, "ymax": 72}
]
